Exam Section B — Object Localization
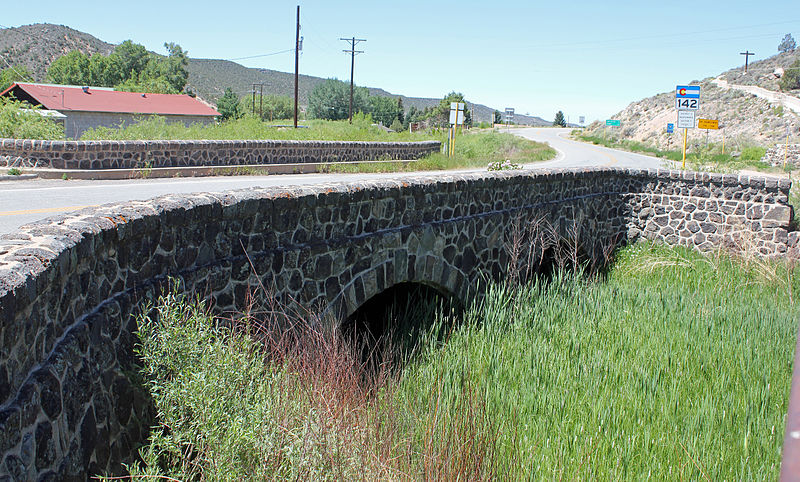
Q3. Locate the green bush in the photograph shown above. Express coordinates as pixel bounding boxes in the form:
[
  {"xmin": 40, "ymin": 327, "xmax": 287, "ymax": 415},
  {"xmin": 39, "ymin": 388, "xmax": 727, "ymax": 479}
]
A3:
[
  {"xmin": 741, "ymin": 146, "xmax": 767, "ymax": 161},
  {"xmin": 0, "ymin": 97, "xmax": 64, "ymax": 139}
]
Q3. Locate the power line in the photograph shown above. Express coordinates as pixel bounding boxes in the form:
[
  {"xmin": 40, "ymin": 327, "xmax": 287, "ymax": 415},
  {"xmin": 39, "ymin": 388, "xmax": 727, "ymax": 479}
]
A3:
[
  {"xmin": 229, "ymin": 48, "xmax": 294, "ymax": 61},
  {"xmin": 340, "ymin": 37, "xmax": 365, "ymax": 123}
]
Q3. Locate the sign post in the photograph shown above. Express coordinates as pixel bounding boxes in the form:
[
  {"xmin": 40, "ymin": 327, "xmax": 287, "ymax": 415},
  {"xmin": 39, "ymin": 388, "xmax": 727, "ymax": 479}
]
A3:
[
  {"xmin": 504, "ymin": 108, "xmax": 514, "ymax": 133},
  {"xmin": 697, "ymin": 118, "xmax": 719, "ymax": 146},
  {"xmin": 448, "ymin": 102, "xmax": 465, "ymax": 157},
  {"xmin": 676, "ymin": 85, "xmax": 700, "ymax": 169}
]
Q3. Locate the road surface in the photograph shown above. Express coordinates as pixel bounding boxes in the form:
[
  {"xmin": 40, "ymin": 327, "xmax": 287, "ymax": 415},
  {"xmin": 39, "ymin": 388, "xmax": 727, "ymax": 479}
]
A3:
[{"xmin": 0, "ymin": 128, "xmax": 670, "ymax": 234}]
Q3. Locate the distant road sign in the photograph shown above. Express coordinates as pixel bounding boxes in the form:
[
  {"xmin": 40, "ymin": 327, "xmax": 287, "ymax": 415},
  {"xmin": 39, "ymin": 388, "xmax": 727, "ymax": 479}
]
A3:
[
  {"xmin": 579, "ymin": 116, "xmax": 585, "ymax": 124},
  {"xmin": 677, "ymin": 110, "xmax": 695, "ymax": 129},
  {"xmin": 606, "ymin": 119, "xmax": 621, "ymax": 126},
  {"xmin": 667, "ymin": 123, "xmax": 674, "ymax": 133},
  {"xmin": 676, "ymin": 85, "xmax": 700, "ymax": 110},
  {"xmin": 697, "ymin": 119, "xmax": 719, "ymax": 130}
]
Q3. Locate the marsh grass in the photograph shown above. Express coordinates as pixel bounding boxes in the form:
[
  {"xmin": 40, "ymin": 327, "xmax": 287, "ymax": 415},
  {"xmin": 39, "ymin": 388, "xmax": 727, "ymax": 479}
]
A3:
[{"xmin": 125, "ymin": 243, "xmax": 798, "ymax": 480}]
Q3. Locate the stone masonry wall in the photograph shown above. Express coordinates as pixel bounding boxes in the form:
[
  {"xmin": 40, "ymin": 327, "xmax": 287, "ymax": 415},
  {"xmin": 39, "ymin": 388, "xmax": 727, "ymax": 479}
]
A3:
[
  {"xmin": 761, "ymin": 143, "xmax": 800, "ymax": 168},
  {"xmin": 0, "ymin": 167, "xmax": 795, "ymax": 480},
  {"xmin": 0, "ymin": 139, "xmax": 441, "ymax": 170}
]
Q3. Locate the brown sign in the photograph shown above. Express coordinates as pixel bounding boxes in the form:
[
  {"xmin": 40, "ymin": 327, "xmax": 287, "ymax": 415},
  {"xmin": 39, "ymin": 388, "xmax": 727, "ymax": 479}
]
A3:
[{"xmin": 697, "ymin": 119, "xmax": 719, "ymax": 130}]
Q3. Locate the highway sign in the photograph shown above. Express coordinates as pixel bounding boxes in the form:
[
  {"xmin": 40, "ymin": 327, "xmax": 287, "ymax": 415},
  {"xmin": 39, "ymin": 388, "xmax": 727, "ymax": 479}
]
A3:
[
  {"xmin": 667, "ymin": 123, "xmax": 674, "ymax": 133},
  {"xmin": 676, "ymin": 85, "xmax": 700, "ymax": 98},
  {"xmin": 606, "ymin": 119, "xmax": 621, "ymax": 126},
  {"xmin": 504, "ymin": 108, "xmax": 514, "ymax": 123},
  {"xmin": 579, "ymin": 116, "xmax": 585, "ymax": 124},
  {"xmin": 677, "ymin": 110, "xmax": 695, "ymax": 129},
  {"xmin": 697, "ymin": 119, "xmax": 719, "ymax": 130},
  {"xmin": 675, "ymin": 85, "xmax": 700, "ymax": 110}
]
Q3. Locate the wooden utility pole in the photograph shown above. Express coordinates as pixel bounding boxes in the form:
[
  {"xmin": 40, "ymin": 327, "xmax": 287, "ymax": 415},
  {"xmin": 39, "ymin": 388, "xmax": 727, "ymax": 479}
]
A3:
[
  {"xmin": 740, "ymin": 50, "xmax": 754, "ymax": 72},
  {"xmin": 340, "ymin": 37, "xmax": 366, "ymax": 123},
  {"xmin": 294, "ymin": 5, "xmax": 300, "ymax": 128}
]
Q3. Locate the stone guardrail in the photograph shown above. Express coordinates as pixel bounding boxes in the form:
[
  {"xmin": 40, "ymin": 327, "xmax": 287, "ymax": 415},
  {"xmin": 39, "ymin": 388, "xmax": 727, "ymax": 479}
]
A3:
[
  {"xmin": 0, "ymin": 139, "xmax": 442, "ymax": 170},
  {"xmin": 0, "ymin": 167, "xmax": 796, "ymax": 479}
]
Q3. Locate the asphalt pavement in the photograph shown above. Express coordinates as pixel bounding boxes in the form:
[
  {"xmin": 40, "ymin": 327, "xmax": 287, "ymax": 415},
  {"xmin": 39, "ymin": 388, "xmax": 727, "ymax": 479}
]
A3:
[{"xmin": 0, "ymin": 128, "xmax": 673, "ymax": 234}]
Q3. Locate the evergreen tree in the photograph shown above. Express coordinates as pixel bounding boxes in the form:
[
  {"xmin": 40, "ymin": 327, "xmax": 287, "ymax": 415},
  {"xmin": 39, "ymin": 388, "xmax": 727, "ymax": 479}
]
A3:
[
  {"xmin": 779, "ymin": 34, "xmax": 796, "ymax": 53},
  {"xmin": 553, "ymin": 110, "xmax": 566, "ymax": 127},
  {"xmin": 396, "ymin": 97, "xmax": 404, "ymax": 124},
  {"xmin": 216, "ymin": 88, "xmax": 240, "ymax": 120},
  {"xmin": 308, "ymin": 78, "xmax": 369, "ymax": 120},
  {"xmin": 494, "ymin": 110, "xmax": 502, "ymax": 124}
]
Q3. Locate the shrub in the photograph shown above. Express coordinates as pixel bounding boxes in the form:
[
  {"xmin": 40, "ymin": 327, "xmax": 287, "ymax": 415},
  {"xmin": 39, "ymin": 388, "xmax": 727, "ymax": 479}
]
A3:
[{"xmin": 0, "ymin": 97, "xmax": 64, "ymax": 139}]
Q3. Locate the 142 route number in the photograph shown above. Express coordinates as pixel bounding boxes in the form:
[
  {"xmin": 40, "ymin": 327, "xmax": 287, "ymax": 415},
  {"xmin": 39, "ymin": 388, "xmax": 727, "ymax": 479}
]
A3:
[{"xmin": 676, "ymin": 98, "xmax": 698, "ymax": 110}]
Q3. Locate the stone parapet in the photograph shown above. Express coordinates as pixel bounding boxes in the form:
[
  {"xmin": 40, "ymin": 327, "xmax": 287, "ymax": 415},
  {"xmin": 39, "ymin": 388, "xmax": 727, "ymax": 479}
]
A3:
[{"xmin": 0, "ymin": 138, "xmax": 442, "ymax": 170}]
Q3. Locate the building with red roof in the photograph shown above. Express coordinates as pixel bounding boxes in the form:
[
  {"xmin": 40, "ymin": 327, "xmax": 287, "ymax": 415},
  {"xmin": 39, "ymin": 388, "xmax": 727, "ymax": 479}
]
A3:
[{"xmin": 0, "ymin": 83, "xmax": 221, "ymax": 139}]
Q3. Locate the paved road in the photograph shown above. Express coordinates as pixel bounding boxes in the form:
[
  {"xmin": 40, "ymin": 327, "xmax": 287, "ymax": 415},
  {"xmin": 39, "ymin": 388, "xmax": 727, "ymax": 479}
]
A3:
[
  {"xmin": 510, "ymin": 127, "xmax": 674, "ymax": 170},
  {"xmin": 0, "ymin": 128, "xmax": 671, "ymax": 234}
]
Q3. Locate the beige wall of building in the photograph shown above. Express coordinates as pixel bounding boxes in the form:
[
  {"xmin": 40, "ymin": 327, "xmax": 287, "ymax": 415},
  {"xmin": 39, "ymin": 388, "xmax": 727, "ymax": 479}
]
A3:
[{"xmin": 62, "ymin": 111, "xmax": 215, "ymax": 139}]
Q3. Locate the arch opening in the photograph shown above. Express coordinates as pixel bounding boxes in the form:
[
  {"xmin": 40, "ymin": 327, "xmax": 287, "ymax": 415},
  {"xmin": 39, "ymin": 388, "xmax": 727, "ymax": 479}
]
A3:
[{"xmin": 344, "ymin": 282, "xmax": 461, "ymax": 368}]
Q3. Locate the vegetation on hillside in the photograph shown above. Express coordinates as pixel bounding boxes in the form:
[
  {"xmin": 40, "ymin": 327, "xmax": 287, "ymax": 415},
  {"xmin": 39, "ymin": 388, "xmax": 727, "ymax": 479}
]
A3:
[
  {"xmin": 0, "ymin": 65, "xmax": 33, "ymax": 91},
  {"xmin": 124, "ymin": 242, "xmax": 797, "ymax": 480},
  {"xmin": 47, "ymin": 40, "xmax": 190, "ymax": 94}
]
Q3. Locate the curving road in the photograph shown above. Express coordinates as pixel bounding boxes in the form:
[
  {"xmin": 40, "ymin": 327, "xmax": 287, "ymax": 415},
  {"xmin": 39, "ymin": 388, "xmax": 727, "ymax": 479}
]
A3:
[{"xmin": 0, "ymin": 128, "xmax": 672, "ymax": 234}]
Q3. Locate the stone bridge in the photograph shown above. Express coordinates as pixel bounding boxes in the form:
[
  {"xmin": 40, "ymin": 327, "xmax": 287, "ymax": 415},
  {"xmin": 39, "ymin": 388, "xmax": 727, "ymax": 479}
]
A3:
[{"xmin": 0, "ymin": 167, "xmax": 796, "ymax": 480}]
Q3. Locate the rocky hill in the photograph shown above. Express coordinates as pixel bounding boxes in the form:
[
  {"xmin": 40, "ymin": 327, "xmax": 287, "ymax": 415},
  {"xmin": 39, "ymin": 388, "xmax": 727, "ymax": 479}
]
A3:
[
  {"xmin": 585, "ymin": 49, "xmax": 800, "ymax": 148},
  {"xmin": 0, "ymin": 24, "xmax": 550, "ymax": 125}
]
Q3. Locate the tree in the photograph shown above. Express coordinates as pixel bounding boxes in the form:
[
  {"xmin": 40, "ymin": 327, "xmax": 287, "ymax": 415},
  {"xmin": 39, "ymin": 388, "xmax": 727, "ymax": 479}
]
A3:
[
  {"xmin": 430, "ymin": 92, "xmax": 472, "ymax": 127},
  {"xmin": 389, "ymin": 118, "xmax": 403, "ymax": 132},
  {"xmin": 46, "ymin": 40, "xmax": 189, "ymax": 94},
  {"xmin": 494, "ymin": 110, "xmax": 502, "ymax": 124},
  {"xmin": 779, "ymin": 59, "xmax": 800, "ymax": 91},
  {"xmin": 779, "ymin": 34, "xmax": 796, "ymax": 53},
  {"xmin": 47, "ymin": 50, "xmax": 91, "ymax": 85},
  {"xmin": 368, "ymin": 95, "xmax": 401, "ymax": 126},
  {"xmin": 396, "ymin": 97, "xmax": 404, "ymax": 125},
  {"xmin": 240, "ymin": 94, "xmax": 293, "ymax": 121},
  {"xmin": 216, "ymin": 88, "xmax": 240, "ymax": 120},
  {"xmin": 553, "ymin": 110, "xmax": 566, "ymax": 127},
  {"xmin": 404, "ymin": 105, "xmax": 418, "ymax": 130},
  {"xmin": 0, "ymin": 66, "xmax": 34, "ymax": 92},
  {"xmin": 308, "ymin": 78, "xmax": 369, "ymax": 120}
]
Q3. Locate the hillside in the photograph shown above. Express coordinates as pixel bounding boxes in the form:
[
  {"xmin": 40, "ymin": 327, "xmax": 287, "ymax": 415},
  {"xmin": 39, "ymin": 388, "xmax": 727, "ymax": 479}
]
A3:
[
  {"xmin": 0, "ymin": 24, "xmax": 550, "ymax": 125},
  {"xmin": 0, "ymin": 24, "xmax": 113, "ymax": 80},
  {"xmin": 585, "ymin": 49, "xmax": 800, "ymax": 148}
]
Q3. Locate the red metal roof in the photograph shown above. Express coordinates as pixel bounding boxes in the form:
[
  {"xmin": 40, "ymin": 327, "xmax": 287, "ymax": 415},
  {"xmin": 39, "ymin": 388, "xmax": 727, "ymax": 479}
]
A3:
[{"xmin": 0, "ymin": 83, "xmax": 220, "ymax": 117}]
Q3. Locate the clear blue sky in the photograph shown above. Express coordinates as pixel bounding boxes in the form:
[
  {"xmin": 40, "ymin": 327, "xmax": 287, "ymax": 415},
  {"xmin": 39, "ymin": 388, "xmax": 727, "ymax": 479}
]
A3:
[{"xmin": 2, "ymin": 1, "xmax": 799, "ymax": 123}]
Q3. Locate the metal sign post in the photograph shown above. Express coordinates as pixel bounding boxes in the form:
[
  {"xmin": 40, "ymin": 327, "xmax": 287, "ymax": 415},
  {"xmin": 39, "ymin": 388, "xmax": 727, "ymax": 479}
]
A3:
[
  {"xmin": 448, "ymin": 102, "xmax": 465, "ymax": 157},
  {"xmin": 504, "ymin": 108, "xmax": 514, "ymax": 132}
]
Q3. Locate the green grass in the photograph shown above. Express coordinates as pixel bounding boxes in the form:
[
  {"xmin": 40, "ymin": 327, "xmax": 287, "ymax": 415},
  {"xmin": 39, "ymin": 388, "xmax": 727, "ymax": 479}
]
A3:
[
  {"xmin": 400, "ymin": 243, "xmax": 797, "ymax": 479},
  {"xmin": 124, "ymin": 243, "xmax": 798, "ymax": 480},
  {"xmin": 80, "ymin": 113, "xmax": 432, "ymax": 142}
]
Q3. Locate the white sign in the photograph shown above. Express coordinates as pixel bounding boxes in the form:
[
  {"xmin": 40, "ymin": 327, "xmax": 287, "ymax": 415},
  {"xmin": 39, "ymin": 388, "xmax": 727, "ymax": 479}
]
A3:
[
  {"xmin": 451, "ymin": 102, "xmax": 465, "ymax": 111},
  {"xmin": 579, "ymin": 116, "xmax": 585, "ymax": 124},
  {"xmin": 677, "ymin": 110, "xmax": 695, "ymax": 129},
  {"xmin": 675, "ymin": 98, "xmax": 699, "ymax": 110},
  {"xmin": 449, "ymin": 110, "xmax": 465, "ymax": 125}
]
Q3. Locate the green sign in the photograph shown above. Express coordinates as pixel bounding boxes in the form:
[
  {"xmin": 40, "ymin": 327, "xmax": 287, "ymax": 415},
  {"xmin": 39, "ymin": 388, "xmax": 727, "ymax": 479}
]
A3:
[{"xmin": 606, "ymin": 119, "xmax": 621, "ymax": 127}]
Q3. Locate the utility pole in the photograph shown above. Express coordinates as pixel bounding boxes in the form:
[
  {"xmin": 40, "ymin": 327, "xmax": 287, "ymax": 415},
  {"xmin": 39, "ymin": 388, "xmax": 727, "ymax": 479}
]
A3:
[
  {"xmin": 252, "ymin": 83, "xmax": 264, "ymax": 117},
  {"xmin": 294, "ymin": 5, "xmax": 300, "ymax": 128},
  {"xmin": 740, "ymin": 50, "xmax": 755, "ymax": 73},
  {"xmin": 340, "ymin": 36, "xmax": 366, "ymax": 123}
]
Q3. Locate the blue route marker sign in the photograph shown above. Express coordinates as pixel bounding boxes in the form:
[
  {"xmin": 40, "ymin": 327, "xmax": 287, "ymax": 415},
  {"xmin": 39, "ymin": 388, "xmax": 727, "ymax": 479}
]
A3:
[{"xmin": 667, "ymin": 123, "xmax": 674, "ymax": 133}]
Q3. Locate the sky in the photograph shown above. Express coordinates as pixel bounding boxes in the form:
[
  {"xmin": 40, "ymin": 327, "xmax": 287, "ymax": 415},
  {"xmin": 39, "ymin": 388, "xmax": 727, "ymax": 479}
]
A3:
[{"xmin": 2, "ymin": 1, "xmax": 799, "ymax": 123}]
